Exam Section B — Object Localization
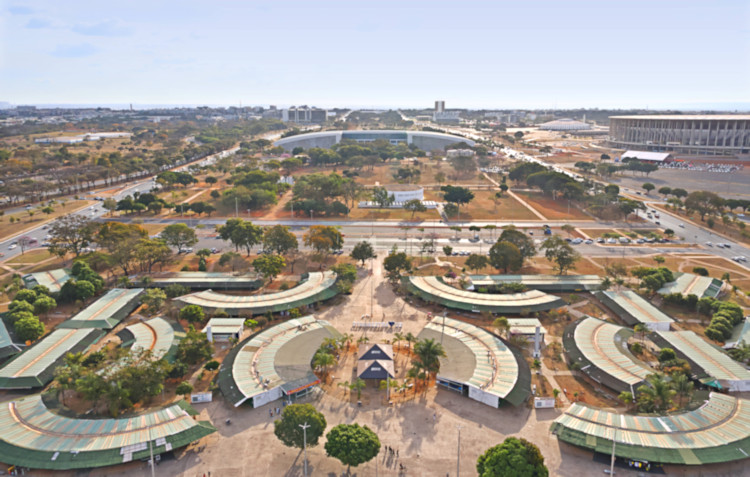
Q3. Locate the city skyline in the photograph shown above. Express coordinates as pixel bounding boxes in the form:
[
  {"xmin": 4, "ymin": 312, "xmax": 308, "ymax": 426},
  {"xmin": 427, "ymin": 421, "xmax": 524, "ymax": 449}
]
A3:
[{"xmin": 1, "ymin": 0, "xmax": 749, "ymax": 109}]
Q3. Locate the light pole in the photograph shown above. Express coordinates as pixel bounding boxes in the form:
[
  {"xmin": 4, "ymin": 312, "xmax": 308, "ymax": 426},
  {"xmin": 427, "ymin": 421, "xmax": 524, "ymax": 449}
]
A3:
[
  {"xmin": 148, "ymin": 426, "xmax": 156, "ymax": 477},
  {"xmin": 310, "ymin": 209, "xmax": 313, "ymax": 221},
  {"xmin": 441, "ymin": 310, "xmax": 447, "ymax": 344},
  {"xmin": 300, "ymin": 422, "xmax": 310, "ymax": 477},
  {"xmin": 456, "ymin": 424, "xmax": 462, "ymax": 477},
  {"xmin": 609, "ymin": 427, "xmax": 617, "ymax": 476}
]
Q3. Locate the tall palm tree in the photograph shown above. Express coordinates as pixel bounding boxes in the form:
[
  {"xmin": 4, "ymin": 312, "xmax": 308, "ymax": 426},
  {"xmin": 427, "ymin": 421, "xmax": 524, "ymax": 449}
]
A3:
[
  {"xmin": 322, "ymin": 337, "xmax": 340, "ymax": 356},
  {"xmin": 350, "ymin": 378, "xmax": 366, "ymax": 400},
  {"xmin": 412, "ymin": 338, "xmax": 446, "ymax": 384},
  {"xmin": 633, "ymin": 324, "xmax": 648, "ymax": 344},
  {"xmin": 393, "ymin": 332, "xmax": 404, "ymax": 350},
  {"xmin": 637, "ymin": 374, "xmax": 676, "ymax": 413},
  {"xmin": 670, "ymin": 373, "xmax": 694, "ymax": 408},
  {"xmin": 338, "ymin": 380, "xmax": 350, "ymax": 397},
  {"xmin": 404, "ymin": 332, "xmax": 417, "ymax": 350},
  {"xmin": 339, "ymin": 333, "xmax": 353, "ymax": 352},
  {"xmin": 357, "ymin": 336, "xmax": 370, "ymax": 345},
  {"xmin": 313, "ymin": 351, "xmax": 336, "ymax": 376}
]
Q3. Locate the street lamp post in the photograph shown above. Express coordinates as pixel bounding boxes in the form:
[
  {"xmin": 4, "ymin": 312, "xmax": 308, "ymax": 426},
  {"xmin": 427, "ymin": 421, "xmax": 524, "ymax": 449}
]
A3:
[
  {"xmin": 456, "ymin": 424, "xmax": 462, "ymax": 477},
  {"xmin": 441, "ymin": 310, "xmax": 447, "ymax": 344},
  {"xmin": 300, "ymin": 422, "xmax": 310, "ymax": 477},
  {"xmin": 609, "ymin": 428, "xmax": 617, "ymax": 476}
]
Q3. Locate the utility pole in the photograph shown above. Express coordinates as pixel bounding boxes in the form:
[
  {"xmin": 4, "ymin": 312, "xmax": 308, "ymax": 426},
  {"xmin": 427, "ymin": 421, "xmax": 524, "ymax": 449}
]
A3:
[
  {"xmin": 235, "ymin": 196, "xmax": 238, "ymax": 218},
  {"xmin": 456, "ymin": 424, "xmax": 462, "ymax": 477},
  {"xmin": 300, "ymin": 422, "xmax": 310, "ymax": 477}
]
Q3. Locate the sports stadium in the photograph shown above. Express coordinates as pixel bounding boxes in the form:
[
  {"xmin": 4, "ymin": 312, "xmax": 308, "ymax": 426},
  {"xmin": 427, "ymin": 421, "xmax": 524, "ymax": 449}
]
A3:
[
  {"xmin": 274, "ymin": 129, "xmax": 474, "ymax": 152},
  {"xmin": 609, "ymin": 115, "xmax": 750, "ymax": 156}
]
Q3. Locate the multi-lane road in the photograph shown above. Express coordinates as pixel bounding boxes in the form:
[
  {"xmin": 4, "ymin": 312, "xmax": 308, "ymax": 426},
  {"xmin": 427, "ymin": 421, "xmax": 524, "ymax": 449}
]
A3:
[{"xmin": 1, "ymin": 134, "xmax": 749, "ymax": 270}]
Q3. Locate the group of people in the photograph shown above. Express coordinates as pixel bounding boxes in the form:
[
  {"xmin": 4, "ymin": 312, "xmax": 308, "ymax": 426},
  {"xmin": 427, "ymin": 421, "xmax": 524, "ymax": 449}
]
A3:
[{"xmin": 383, "ymin": 445, "xmax": 406, "ymax": 472}]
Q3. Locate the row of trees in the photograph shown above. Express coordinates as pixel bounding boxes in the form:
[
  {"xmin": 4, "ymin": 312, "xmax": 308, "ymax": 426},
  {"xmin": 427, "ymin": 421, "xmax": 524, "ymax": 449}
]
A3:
[{"xmin": 273, "ymin": 404, "xmax": 547, "ymax": 476}]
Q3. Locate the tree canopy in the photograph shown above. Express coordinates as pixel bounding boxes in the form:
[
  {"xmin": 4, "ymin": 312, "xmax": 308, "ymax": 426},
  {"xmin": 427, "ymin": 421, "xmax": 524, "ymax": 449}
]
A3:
[
  {"xmin": 324, "ymin": 423, "xmax": 381, "ymax": 469},
  {"xmin": 477, "ymin": 437, "xmax": 548, "ymax": 477},
  {"xmin": 274, "ymin": 403, "xmax": 327, "ymax": 449}
]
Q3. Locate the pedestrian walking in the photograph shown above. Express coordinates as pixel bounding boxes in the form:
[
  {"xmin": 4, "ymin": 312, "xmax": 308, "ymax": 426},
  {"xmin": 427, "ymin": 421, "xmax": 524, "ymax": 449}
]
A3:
[{"xmin": 396, "ymin": 449, "xmax": 399, "ymax": 457}]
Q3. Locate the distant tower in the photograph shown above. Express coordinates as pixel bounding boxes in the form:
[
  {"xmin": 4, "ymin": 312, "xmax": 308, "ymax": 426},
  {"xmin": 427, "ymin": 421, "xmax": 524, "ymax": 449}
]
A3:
[
  {"xmin": 582, "ymin": 113, "xmax": 586, "ymax": 124},
  {"xmin": 129, "ymin": 103, "xmax": 133, "ymax": 111},
  {"xmin": 435, "ymin": 101, "xmax": 445, "ymax": 113}
]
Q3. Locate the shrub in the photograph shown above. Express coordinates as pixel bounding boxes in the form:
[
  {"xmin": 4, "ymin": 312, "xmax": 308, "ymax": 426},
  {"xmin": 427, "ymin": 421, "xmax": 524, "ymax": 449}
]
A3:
[
  {"xmin": 630, "ymin": 342, "xmax": 642, "ymax": 354},
  {"xmin": 692, "ymin": 267, "xmax": 709, "ymax": 277},
  {"xmin": 204, "ymin": 360, "xmax": 220, "ymax": 371}
]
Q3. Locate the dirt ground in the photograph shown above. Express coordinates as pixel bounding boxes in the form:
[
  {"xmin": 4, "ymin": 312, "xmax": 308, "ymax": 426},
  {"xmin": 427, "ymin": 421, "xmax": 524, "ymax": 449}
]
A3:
[{"xmin": 514, "ymin": 191, "xmax": 590, "ymax": 220}]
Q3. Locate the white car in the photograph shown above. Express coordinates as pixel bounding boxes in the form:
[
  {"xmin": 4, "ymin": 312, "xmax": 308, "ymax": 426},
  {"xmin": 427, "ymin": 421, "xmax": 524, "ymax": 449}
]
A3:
[
  {"xmin": 705, "ymin": 242, "xmax": 713, "ymax": 247},
  {"xmin": 678, "ymin": 223, "xmax": 685, "ymax": 228},
  {"xmin": 8, "ymin": 244, "xmax": 17, "ymax": 250}
]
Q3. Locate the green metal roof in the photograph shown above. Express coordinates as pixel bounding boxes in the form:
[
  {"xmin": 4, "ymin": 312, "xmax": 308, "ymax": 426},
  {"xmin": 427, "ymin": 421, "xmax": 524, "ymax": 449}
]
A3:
[
  {"xmin": 563, "ymin": 317, "xmax": 653, "ymax": 394},
  {"xmin": 418, "ymin": 316, "xmax": 530, "ymax": 406},
  {"xmin": 149, "ymin": 272, "xmax": 263, "ymax": 290},
  {"xmin": 0, "ymin": 395, "xmax": 215, "ymax": 470},
  {"xmin": 551, "ymin": 392, "xmax": 750, "ymax": 465},
  {"xmin": 725, "ymin": 318, "xmax": 750, "ymax": 350},
  {"xmin": 58, "ymin": 288, "xmax": 144, "ymax": 330},
  {"xmin": 596, "ymin": 290, "xmax": 674, "ymax": 326},
  {"xmin": 176, "ymin": 272, "xmax": 338, "ymax": 315},
  {"xmin": 0, "ymin": 314, "xmax": 21, "ymax": 360},
  {"xmin": 652, "ymin": 330, "xmax": 750, "ymax": 391},
  {"xmin": 404, "ymin": 276, "xmax": 564, "ymax": 314},
  {"xmin": 0, "ymin": 328, "xmax": 105, "ymax": 389},
  {"xmin": 467, "ymin": 274, "xmax": 602, "ymax": 292},
  {"xmin": 658, "ymin": 273, "xmax": 724, "ymax": 299},
  {"xmin": 22, "ymin": 269, "xmax": 71, "ymax": 293},
  {"xmin": 124, "ymin": 317, "xmax": 184, "ymax": 362},
  {"xmin": 220, "ymin": 315, "xmax": 340, "ymax": 407}
]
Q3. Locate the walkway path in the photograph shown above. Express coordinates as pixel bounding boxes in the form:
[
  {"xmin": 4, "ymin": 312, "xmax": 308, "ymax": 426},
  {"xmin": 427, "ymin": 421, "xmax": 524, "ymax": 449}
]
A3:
[{"xmin": 482, "ymin": 172, "xmax": 547, "ymax": 220}]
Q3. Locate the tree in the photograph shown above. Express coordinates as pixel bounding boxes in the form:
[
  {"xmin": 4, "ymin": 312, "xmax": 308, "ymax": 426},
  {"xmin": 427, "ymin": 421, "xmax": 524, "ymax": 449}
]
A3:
[
  {"xmin": 325, "ymin": 423, "xmax": 380, "ymax": 470},
  {"xmin": 32, "ymin": 295, "xmax": 56, "ymax": 316},
  {"xmin": 262, "ymin": 225, "xmax": 298, "ymax": 255},
  {"xmin": 466, "ymin": 254, "xmax": 489, "ymax": 273},
  {"xmin": 412, "ymin": 338, "xmax": 446, "ymax": 382},
  {"xmin": 217, "ymin": 219, "xmax": 263, "ymax": 255},
  {"xmin": 74, "ymin": 280, "xmax": 96, "ymax": 301},
  {"xmin": 493, "ymin": 316, "xmax": 510, "ymax": 338},
  {"xmin": 658, "ymin": 348, "xmax": 677, "ymax": 362},
  {"xmin": 253, "ymin": 254, "xmax": 286, "ymax": 282},
  {"xmin": 274, "ymin": 403, "xmax": 327, "ymax": 449},
  {"xmin": 642, "ymin": 182, "xmax": 655, "ymax": 194},
  {"xmin": 350, "ymin": 241, "xmax": 376, "ymax": 266},
  {"xmin": 541, "ymin": 235, "xmax": 580, "ymax": 275},
  {"xmin": 175, "ymin": 381, "xmax": 193, "ymax": 397},
  {"xmin": 48, "ymin": 215, "xmax": 97, "ymax": 258},
  {"xmin": 134, "ymin": 238, "xmax": 173, "ymax": 273},
  {"xmin": 671, "ymin": 372, "xmax": 694, "ymax": 407},
  {"xmin": 304, "ymin": 225, "xmax": 343, "ymax": 262},
  {"xmin": 141, "ymin": 288, "xmax": 167, "ymax": 314},
  {"xmin": 561, "ymin": 224, "xmax": 575, "ymax": 237},
  {"xmin": 684, "ymin": 190, "xmax": 722, "ymax": 220},
  {"xmin": 383, "ymin": 249, "xmax": 412, "ymax": 282},
  {"xmin": 179, "ymin": 304, "xmax": 205, "ymax": 323},
  {"xmin": 196, "ymin": 248, "xmax": 212, "ymax": 259},
  {"xmin": 403, "ymin": 199, "xmax": 427, "ymax": 218},
  {"xmin": 161, "ymin": 223, "xmax": 198, "ymax": 251},
  {"xmin": 14, "ymin": 314, "xmax": 45, "ymax": 342},
  {"xmin": 442, "ymin": 245, "xmax": 453, "ymax": 256},
  {"xmin": 103, "ymin": 198, "xmax": 117, "ymax": 216},
  {"xmin": 371, "ymin": 187, "xmax": 394, "ymax": 209},
  {"xmin": 658, "ymin": 186, "xmax": 672, "ymax": 197},
  {"xmin": 441, "ymin": 185, "xmax": 475, "ymax": 216},
  {"xmin": 488, "ymin": 241, "xmax": 522, "ymax": 273},
  {"xmin": 176, "ymin": 326, "xmax": 214, "ymax": 364},
  {"xmin": 498, "ymin": 227, "xmax": 536, "ymax": 264},
  {"xmin": 636, "ymin": 373, "xmax": 676, "ymax": 413},
  {"xmin": 476, "ymin": 437, "xmax": 548, "ymax": 477}
]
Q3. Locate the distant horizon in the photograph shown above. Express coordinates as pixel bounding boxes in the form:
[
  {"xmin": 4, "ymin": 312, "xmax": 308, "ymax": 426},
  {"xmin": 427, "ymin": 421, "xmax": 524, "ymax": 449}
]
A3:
[{"xmin": 3, "ymin": 101, "xmax": 750, "ymax": 113}]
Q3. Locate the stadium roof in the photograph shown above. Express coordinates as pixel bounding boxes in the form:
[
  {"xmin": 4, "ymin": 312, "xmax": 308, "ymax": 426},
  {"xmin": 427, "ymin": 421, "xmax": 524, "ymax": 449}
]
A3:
[
  {"xmin": 0, "ymin": 328, "xmax": 105, "ymax": 389},
  {"xmin": 622, "ymin": 150, "xmax": 673, "ymax": 162},
  {"xmin": 658, "ymin": 273, "xmax": 723, "ymax": 299},
  {"xmin": 0, "ymin": 395, "xmax": 215, "ymax": 470},
  {"xmin": 652, "ymin": 331, "xmax": 750, "ymax": 391},
  {"xmin": 467, "ymin": 274, "xmax": 602, "ymax": 292},
  {"xmin": 177, "ymin": 272, "xmax": 338, "ymax": 314},
  {"xmin": 122, "ymin": 317, "xmax": 184, "ymax": 362},
  {"xmin": 219, "ymin": 315, "xmax": 340, "ymax": 407},
  {"xmin": 611, "ymin": 115, "xmax": 750, "ymax": 120},
  {"xmin": 418, "ymin": 316, "xmax": 530, "ymax": 406},
  {"xmin": 0, "ymin": 316, "xmax": 21, "ymax": 360},
  {"xmin": 58, "ymin": 288, "xmax": 144, "ymax": 329},
  {"xmin": 538, "ymin": 118, "xmax": 591, "ymax": 131},
  {"xmin": 563, "ymin": 317, "xmax": 653, "ymax": 394},
  {"xmin": 551, "ymin": 392, "xmax": 750, "ymax": 465},
  {"xmin": 403, "ymin": 276, "xmax": 564, "ymax": 314},
  {"xmin": 22, "ymin": 269, "xmax": 71, "ymax": 293},
  {"xmin": 148, "ymin": 272, "xmax": 263, "ymax": 290},
  {"xmin": 596, "ymin": 290, "xmax": 674, "ymax": 326}
]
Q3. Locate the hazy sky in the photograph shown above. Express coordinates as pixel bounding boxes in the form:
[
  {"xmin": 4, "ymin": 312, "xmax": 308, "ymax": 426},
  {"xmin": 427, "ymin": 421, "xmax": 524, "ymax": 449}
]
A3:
[{"xmin": 1, "ymin": 0, "xmax": 749, "ymax": 109}]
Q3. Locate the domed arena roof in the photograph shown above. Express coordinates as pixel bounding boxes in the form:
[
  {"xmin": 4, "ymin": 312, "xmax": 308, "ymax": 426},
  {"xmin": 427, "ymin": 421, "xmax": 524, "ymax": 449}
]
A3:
[{"xmin": 538, "ymin": 118, "xmax": 591, "ymax": 131}]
